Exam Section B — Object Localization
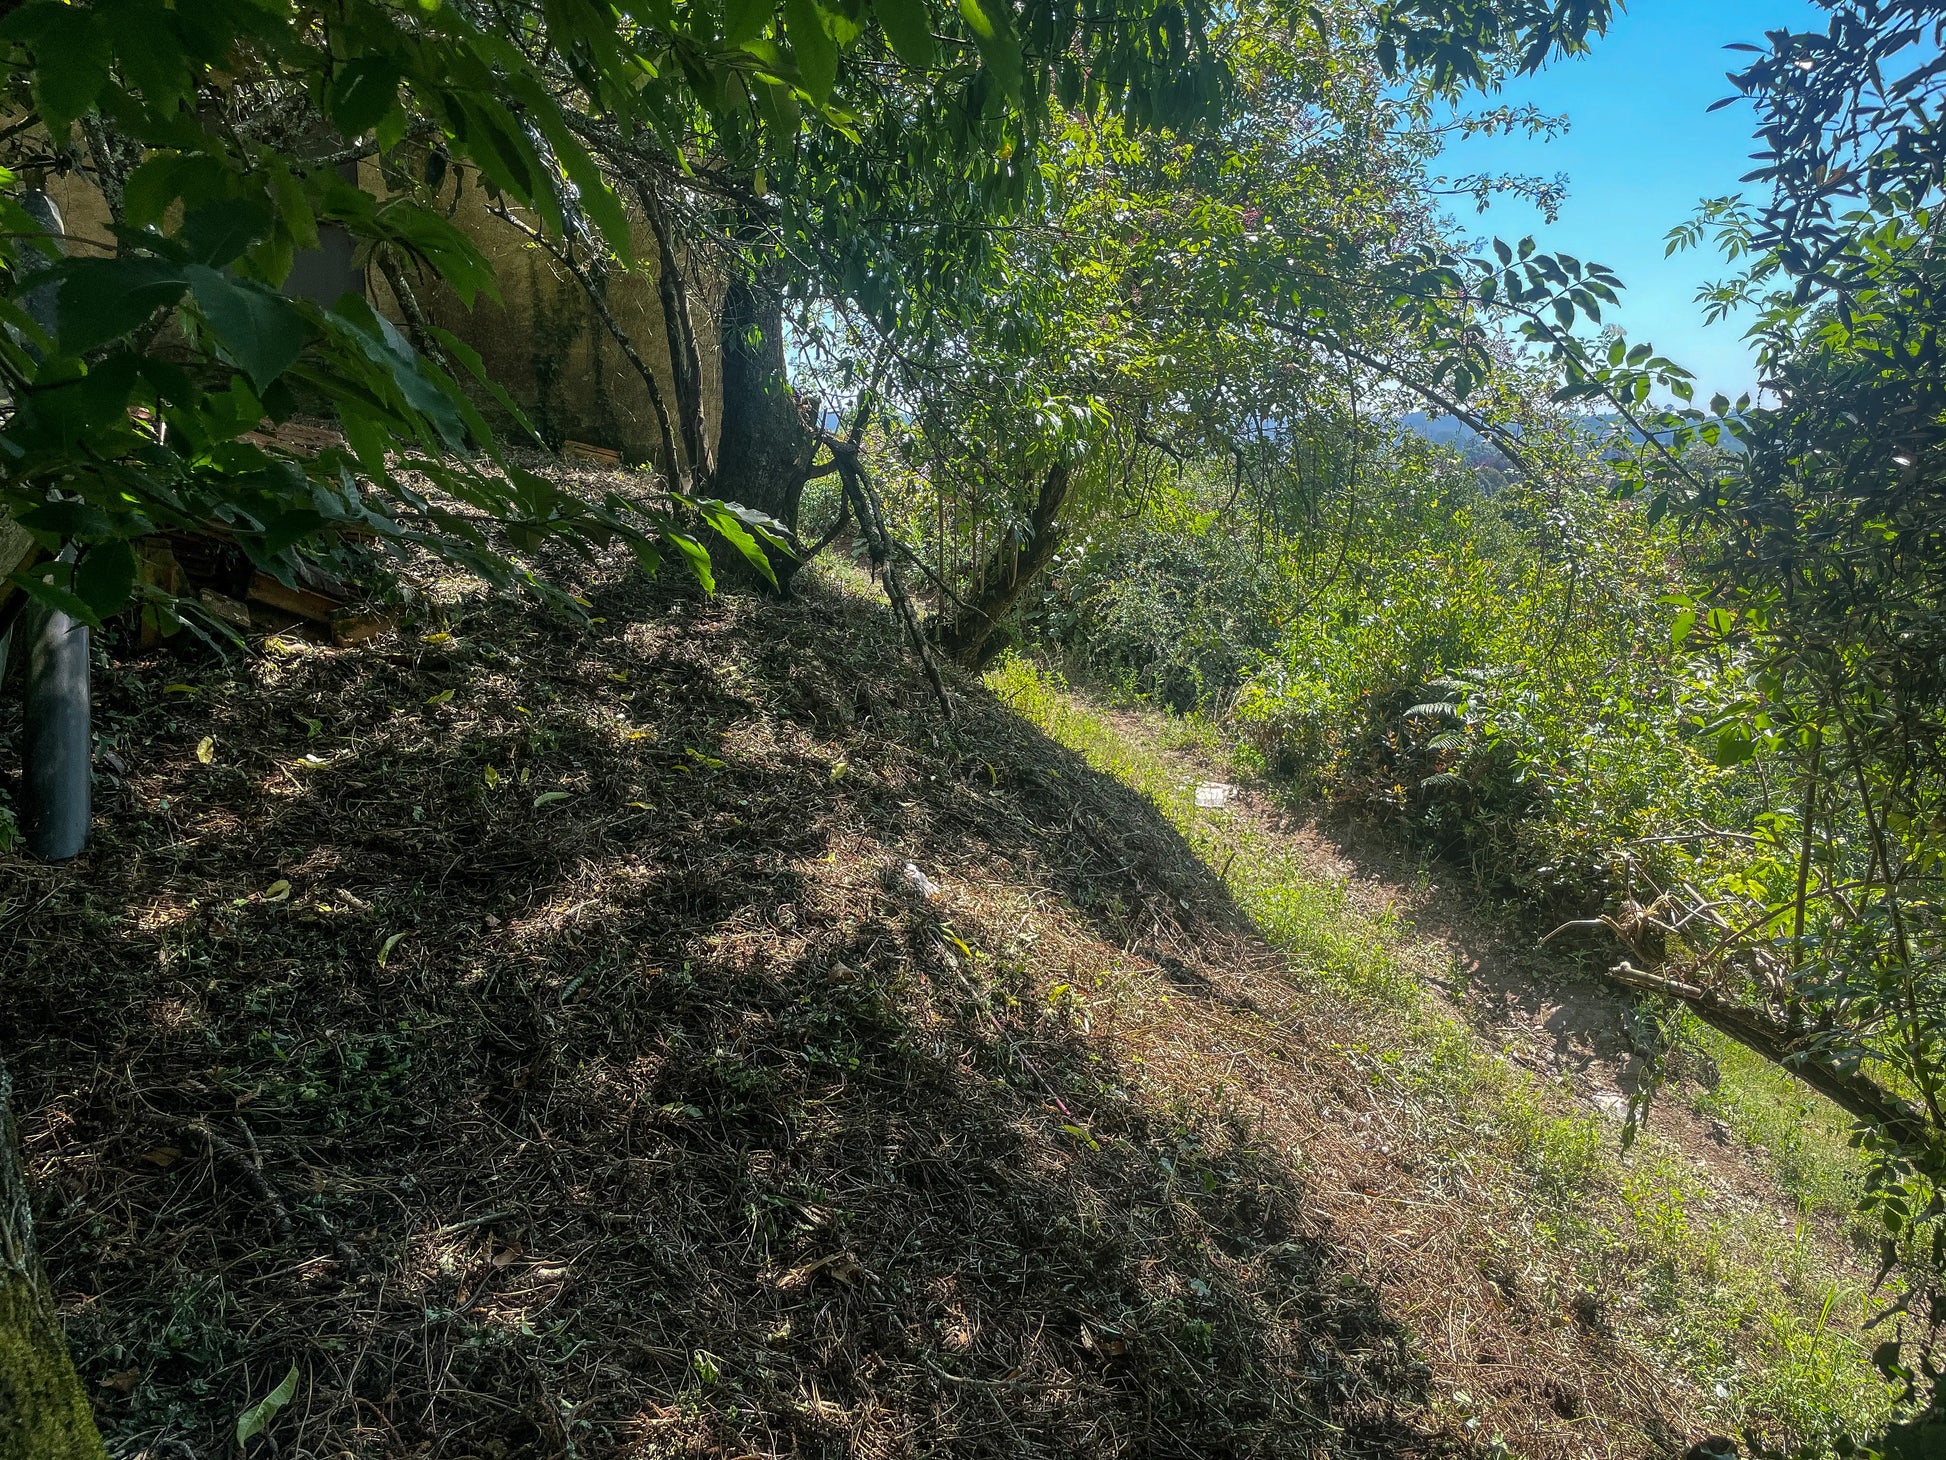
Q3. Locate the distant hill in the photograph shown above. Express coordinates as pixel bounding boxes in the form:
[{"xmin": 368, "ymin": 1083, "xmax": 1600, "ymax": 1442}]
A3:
[{"xmin": 1399, "ymin": 411, "xmax": 1744, "ymax": 463}]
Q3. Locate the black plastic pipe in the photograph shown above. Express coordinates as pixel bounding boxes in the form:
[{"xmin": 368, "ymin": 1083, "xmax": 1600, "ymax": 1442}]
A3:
[
  {"xmin": 19, "ymin": 593, "xmax": 89, "ymax": 860},
  {"xmin": 12, "ymin": 189, "xmax": 91, "ymax": 861}
]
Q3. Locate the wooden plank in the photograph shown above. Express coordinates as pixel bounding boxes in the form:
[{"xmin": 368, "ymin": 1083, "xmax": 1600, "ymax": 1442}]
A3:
[
  {"xmin": 247, "ymin": 570, "xmax": 344, "ymax": 624},
  {"xmin": 330, "ymin": 609, "xmax": 392, "ymax": 646},
  {"xmin": 561, "ymin": 439, "xmax": 622, "ymax": 466},
  {"xmin": 239, "ymin": 419, "xmax": 348, "ymax": 457}
]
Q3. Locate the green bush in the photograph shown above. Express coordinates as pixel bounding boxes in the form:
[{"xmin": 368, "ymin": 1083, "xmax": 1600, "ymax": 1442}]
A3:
[{"xmin": 1030, "ymin": 524, "xmax": 1291, "ymax": 711}]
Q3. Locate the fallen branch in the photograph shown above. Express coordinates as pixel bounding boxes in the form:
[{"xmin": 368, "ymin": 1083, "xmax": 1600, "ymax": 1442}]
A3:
[
  {"xmin": 189, "ymin": 1118, "xmax": 365, "ymax": 1271},
  {"xmin": 1596, "ymin": 961, "xmax": 1932, "ymax": 1149}
]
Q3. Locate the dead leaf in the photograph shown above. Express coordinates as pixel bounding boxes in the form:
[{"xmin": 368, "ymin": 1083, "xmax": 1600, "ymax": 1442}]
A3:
[
  {"xmin": 776, "ymin": 1251, "xmax": 866, "ymax": 1294},
  {"xmin": 1080, "ymin": 1324, "xmax": 1129, "ymax": 1359},
  {"xmin": 262, "ymin": 880, "xmax": 291, "ymax": 903},
  {"xmin": 140, "ymin": 1146, "xmax": 182, "ymax": 1169},
  {"xmin": 490, "ymin": 1244, "xmax": 522, "ymax": 1269},
  {"xmin": 195, "ymin": 736, "xmax": 215, "ymax": 765}
]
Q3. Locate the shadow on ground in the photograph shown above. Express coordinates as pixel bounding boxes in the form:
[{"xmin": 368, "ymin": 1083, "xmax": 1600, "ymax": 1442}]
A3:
[{"xmin": 1, "ymin": 560, "xmax": 1454, "ymax": 1459}]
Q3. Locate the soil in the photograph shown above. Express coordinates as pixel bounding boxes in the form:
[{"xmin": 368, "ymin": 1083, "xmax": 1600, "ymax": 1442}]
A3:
[
  {"xmin": 0, "ymin": 537, "xmax": 1861, "ymax": 1459},
  {"xmin": 1102, "ymin": 709, "xmax": 1865, "ymax": 1257}
]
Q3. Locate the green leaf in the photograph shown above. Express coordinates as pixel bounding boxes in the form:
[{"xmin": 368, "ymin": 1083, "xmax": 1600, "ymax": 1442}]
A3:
[
  {"xmin": 15, "ymin": 4, "xmax": 110, "ymax": 132},
  {"xmin": 754, "ymin": 75, "xmax": 803, "ymax": 144},
  {"xmin": 236, "ymin": 1364, "xmax": 299, "ymax": 1447},
  {"xmin": 665, "ymin": 532, "xmax": 716, "ymax": 594},
  {"xmin": 52, "ymin": 257, "xmax": 189, "ymax": 354},
  {"xmin": 723, "ymin": 0, "xmax": 773, "ymax": 47},
  {"xmin": 783, "ymin": 0, "xmax": 838, "ymax": 103},
  {"xmin": 427, "ymin": 325, "xmax": 538, "ymax": 441},
  {"xmin": 957, "ymin": 0, "xmax": 1021, "ymax": 97},
  {"xmin": 340, "ymin": 409, "xmax": 392, "ymax": 480},
  {"xmin": 10, "ymin": 568, "xmax": 101, "ymax": 630},
  {"xmin": 187, "ymin": 265, "xmax": 309, "ymax": 390},
  {"xmin": 330, "ymin": 290, "xmax": 466, "ymax": 447},
  {"xmin": 18, "ymin": 498, "xmax": 117, "ymax": 541},
  {"xmin": 269, "ymin": 167, "xmax": 320, "ymax": 252},
  {"xmin": 512, "ymin": 91, "xmax": 634, "ymax": 262},
  {"xmin": 74, "ymin": 540, "xmax": 137, "ymax": 618},
  {"xmin": 182, "ymin": 198, "xmax": 275, "ymax": 268},
  {"xmin": 14, "ymin": 352, "xmax": 142, "ymax": 451},
  {"xmin": 1712, "ymin": 729, "xmax": 1756, "ymax": 768},
  {"xmin": 872, "ymin": 0, "xmax": 936, "ymax": 67},
  {"xmin": 327, "ymin": 57, "xmax": 403, "ymax": 136},
  {"xmin": 103, "ymin": 1, "xmax": 192, "ymax": 106},
  {"xmin": 698, "ymin": 502, "xmax": 780, "ymax": 586}
]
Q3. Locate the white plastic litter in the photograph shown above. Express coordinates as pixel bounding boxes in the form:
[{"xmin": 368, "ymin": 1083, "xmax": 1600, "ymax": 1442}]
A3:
[
  {"xmin": 1194, "ymin": 783, "xmax": 1232, "ymax": 810},
  {"xmin": 900, "ymin": 861, "xmax": 942, "ymax": 901}
]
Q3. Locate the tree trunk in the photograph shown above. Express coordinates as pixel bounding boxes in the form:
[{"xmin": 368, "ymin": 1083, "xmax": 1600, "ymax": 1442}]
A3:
[
  {"xmin": 933, "ymin": 463, "xmax": 1073, "ymax": 670},
  {"xmin": 711, "ymin": 261, "xmax": 811, "ymax": 585},
  {"xmin": 0, "ymin": 1060, "xmax": 106, "ymax": 1460},
  {"xmin": 639, "ymin": 187, "xmax": 713, "ymax": 486}
]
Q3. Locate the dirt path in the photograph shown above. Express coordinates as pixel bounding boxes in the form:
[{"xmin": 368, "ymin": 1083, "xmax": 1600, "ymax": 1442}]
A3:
[{"xmin": 1094, "ymin": 703, "xmax": 1865, "ymax": 1252}]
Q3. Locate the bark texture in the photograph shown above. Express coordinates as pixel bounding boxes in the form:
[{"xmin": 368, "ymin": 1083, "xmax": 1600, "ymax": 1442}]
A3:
[
  {"xmin": 1599, "ymin": 961, "xmax": 1934, "ymax": 1152},
  {"xmin": 933, "ymin": 463, "xmax": 1073, "ymax": 670},
  {"xmin": 0, "ymin": 1062, "xmax": 106, "ymax": 1460},
  {"xmin": 712, "ymin": 265, "xmax": 810, "ymax": 536},
  {"xmin": 640, "ymin": 188, "xmax": 713, "ymax": 485}
]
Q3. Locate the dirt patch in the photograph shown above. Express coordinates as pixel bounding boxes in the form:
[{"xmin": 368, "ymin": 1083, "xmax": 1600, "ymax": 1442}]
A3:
[{"xmin": 3, "ymin": 549, "xmax": 1730, "ymax": 1458}]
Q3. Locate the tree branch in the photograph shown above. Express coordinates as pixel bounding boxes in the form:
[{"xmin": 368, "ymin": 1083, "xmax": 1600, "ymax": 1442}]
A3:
[
  {"xmin": 490, "ymin": 202, "xmax": 683, "ymax": 484},
  {"xmin": 1599, "ymin": 960, "xmax": 1934, "ymax": 1150}
]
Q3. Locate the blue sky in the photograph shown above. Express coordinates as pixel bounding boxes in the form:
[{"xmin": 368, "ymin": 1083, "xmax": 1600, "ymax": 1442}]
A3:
[{"xmin": 1436, "ymin": 0, "xmax": 1820, "ymax": 400}]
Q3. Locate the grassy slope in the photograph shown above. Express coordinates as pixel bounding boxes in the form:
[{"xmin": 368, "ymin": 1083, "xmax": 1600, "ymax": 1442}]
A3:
[
  {"xmin": 989, "ymin": 659, "xmax": 1895, "ymax": 1454},
  {"xmin": 0, "ymin": 549, "xmax": 1892, "ymax": 1458}
]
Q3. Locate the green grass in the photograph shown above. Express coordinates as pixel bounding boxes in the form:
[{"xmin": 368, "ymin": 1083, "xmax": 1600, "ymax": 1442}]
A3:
[
  {"xmin": 1684, "ymin": 1018, "xmax": 1869, "ymax": 1226},
  {"xmin": 989, "ymin": 654, "xmax": 1900, "ymax": 1456}
]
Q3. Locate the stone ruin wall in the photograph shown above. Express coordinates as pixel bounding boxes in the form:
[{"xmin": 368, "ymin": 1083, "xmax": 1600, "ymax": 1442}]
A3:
[
  {"xmin": 360, "ymin": 158, "xmax": 721, "ymax": 472},
  {"xmin": 34, "ymin": 160, "xmax": 716, "ymax": 474}
]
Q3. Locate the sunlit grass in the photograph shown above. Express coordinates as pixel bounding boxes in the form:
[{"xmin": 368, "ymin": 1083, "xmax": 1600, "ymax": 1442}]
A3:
[
  {"xmin": 1684, "ymin": 1019, "xmax": 1869, "ymax": 1226},
  {"xmin": 990, "ymin": 653, "xmax": 1899, "ymax": 1455}
]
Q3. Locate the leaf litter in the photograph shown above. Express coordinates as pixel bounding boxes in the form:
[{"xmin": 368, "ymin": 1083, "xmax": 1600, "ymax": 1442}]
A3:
[{"xmin": 2, "ymin": 524, "xmax": 1718, "ymax": 1458}]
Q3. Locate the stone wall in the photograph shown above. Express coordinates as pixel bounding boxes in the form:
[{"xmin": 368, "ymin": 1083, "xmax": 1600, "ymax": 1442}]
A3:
[
  {"xmin": 364, "ymin": 160, "xmax": 719, "ymax": 471},
  {"xmin": 35, "ymin": 159, "xmax": 716, "ymax": 472}
]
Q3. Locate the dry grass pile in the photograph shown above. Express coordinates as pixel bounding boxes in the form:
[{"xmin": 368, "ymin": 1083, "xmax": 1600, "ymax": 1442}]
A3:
[{"xmin": 1, "ymin": 544, "xmax": 1716, "ymax": 1457}]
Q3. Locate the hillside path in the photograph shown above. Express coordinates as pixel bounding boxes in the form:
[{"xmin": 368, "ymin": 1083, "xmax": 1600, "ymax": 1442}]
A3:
[{"xmin": 1084, "ymin": 699, "xmax": 1858, "ymax": 1244}]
